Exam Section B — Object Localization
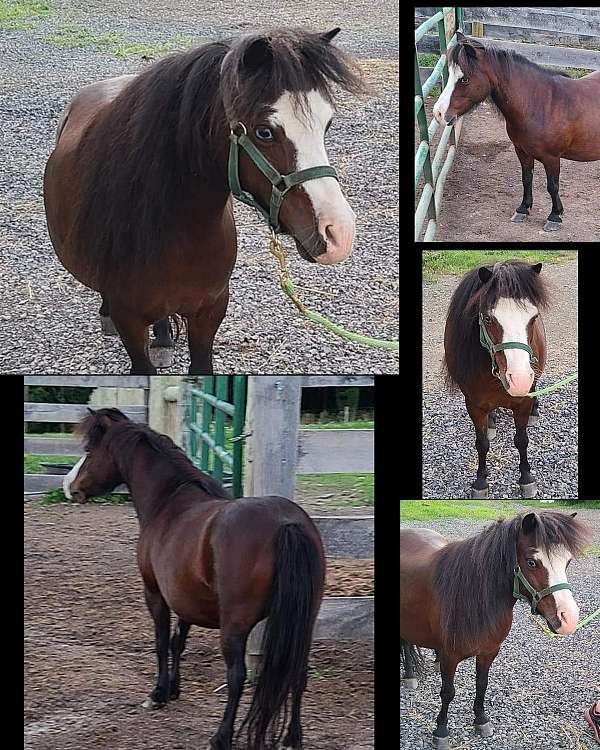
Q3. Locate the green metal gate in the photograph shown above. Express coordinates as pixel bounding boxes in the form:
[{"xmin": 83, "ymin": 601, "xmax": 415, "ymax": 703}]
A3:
[
  {"xmin": 415, "ymin": 7, "xmax": 464, "ymax": 241},
  {"xmin": 184, "ymin": 376, "xmax": 247, "ymax": 498}
]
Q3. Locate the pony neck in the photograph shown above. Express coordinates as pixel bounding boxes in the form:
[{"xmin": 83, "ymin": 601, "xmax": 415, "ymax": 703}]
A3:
[{"xmin": 489, "ymin": 61, "xmax": 558, "ymax": 123}]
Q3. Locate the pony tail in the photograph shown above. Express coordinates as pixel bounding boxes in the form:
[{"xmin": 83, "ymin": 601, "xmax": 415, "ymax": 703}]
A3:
[{"xmin": 237, "ymin": 523, "xmax": 323, "ymax": 750}]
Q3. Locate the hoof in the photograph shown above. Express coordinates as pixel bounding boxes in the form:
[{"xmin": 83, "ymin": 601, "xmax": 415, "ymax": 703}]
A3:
[
  {"xmin": 149, "ymin": 347, "xmax": 174, "ymax": 369},
  {"xmin": 475, "ymin": 722, "xmax": 494, "ymax": 738},
  {"xmin": 471, "ymin": 486, "xmax": 489, "ymax": 499},
  {"xmin": 511, "ymin": 211, "xmax": 528, "ymax": 223},
  {"xmin": 141, "ymin": 697, "xmax": 166, "ymax": 710},
  {"xmin": 520, "ymin": 481, "xmax": 537, "ymax": 498},
  {"xmin": 528, "ymin": 414, "xmax": 539, "ymax": 427},
  {"xmin": 487, "ymin": 427, "xmax": 496, "ymax": 440},
  {"xmin": 100, "ymin": 315, "xmax": 118, "ymax": 336},
  {"xmin": 402, "ymin": 677, "xmax": 419, "ymax": 690},
  {"xmin": 432, "ymin": 735, "xmax": 450, "ymax": 750},
  {"xmin": 543, "ymin": 220, "xmax": 562, "ymax": 232}
]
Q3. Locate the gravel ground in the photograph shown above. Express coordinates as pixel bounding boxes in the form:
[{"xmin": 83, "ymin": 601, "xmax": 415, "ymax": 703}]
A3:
[
  {"xmin": 0, "ymin": 0, "xmax": 398, "ymax": 374},
  {"xmin": 422, "ymin": 258, "xmax": 578, "ymax": 499},
  {"xmin": 400, "ymin": 512, "xmax": 600, "ymax": 750}
]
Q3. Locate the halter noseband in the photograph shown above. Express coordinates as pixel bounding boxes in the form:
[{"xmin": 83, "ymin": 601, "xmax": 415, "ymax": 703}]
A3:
[
  {"xmin": 479, "ymin": 313, "xmax": 538, "ymax": 377},
  {"xmin": 512, "ymin": 565, "xmax": 572, "ymax": 614},
  {"xmin": 228, "ymin": 121, "xmax": 338, "ymax": 233}
]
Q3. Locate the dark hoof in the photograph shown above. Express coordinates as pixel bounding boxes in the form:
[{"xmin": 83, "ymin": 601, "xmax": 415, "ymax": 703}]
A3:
[
  {"xmin": 543, "ymin": 220, "xmax": 562, "ymax": 232},
  {"xmin": 520, "ymin": 481, "xmax": 537, "ymax": 498},
  {"xmin": 149, "ymin": 347, "xmax": 174, "ymax": 368},
  {"xmin": 475, "ymin": 722, "xmax": 494, "ymax": 738},
  {"xmin": 432, "ymin": 735, "xmax": 450, "ymax": 750},
  {"xmin": 471, "ymin": 486, "xmax": 489, "ymax": 499},
  {"xmin": 528, "ymin": 414, "xmax": 539, "ymax": 427},
  {"xmin": 511, "ymin": 211, "xmax": 528, "ymax": 223},
  {"xmin": 487, "ymin": 427, "xmax": 496, "ymax": 440},
  {"xmin": 403, "ymin": 677, "xmax": 419, "ymax": 690},
  {"xmin": 100, "ymin": 315, "xmax": 118, "ymax": 336}
]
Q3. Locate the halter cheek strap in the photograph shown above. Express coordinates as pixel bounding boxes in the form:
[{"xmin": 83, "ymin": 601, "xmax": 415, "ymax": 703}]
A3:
[
  {"xmin": 513, "ymin": 565, "xmax": 572, "ymax": 614},
  {"xmin": 228, "ymin": 121, "xmax": 338, "ymax": 233},
  {"xmin": 479, "ymin": 313, "xmax": 538, "ymax": 377}
]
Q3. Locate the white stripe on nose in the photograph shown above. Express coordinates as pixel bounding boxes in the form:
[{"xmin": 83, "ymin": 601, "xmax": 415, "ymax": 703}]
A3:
[
  {"xmin": 433, "ymin": 64, "xmax": 464, "ymax": 125},
  {"xmin": 63, "ymin": 455, "xmax": 87, "ymax": 499}
]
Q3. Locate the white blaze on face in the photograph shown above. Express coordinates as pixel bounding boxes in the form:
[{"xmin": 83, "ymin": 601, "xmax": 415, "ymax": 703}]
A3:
[
  {"xmin": 433, "ymin": 63, "xmax": 464, "ymax": 125},
  {"xmin": 269, "ymin": 89, "xmax": 356, "ymax": 265},
  {"xmin": 491, "ymin": 297, "xmax": 538, "ymax": 397},
  {"xmin": 63, "ymin": 455, "xmax": 87, "ymax": 499},
  {"xmin": 533, "ymin": 546, "xmax": 579, "ymax": 634}
]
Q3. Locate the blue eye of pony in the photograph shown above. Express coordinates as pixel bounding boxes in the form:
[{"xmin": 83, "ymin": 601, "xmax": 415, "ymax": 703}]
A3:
[
  {"xmin": 526, "ymin": 559, "xmax": 536, "ymax": 568},
  {"xmin": 255, "ymin": 127, "xmax": 274, "ymax": 141}
]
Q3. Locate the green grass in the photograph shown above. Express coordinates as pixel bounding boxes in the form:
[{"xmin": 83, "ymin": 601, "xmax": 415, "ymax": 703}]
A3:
[
  {"xmin": 400, "ymin": 499, "xmax": 600, "ymax": 521},
  {"xmin": 24, "ymin": 453, "xmax": 79, "ymax": 474},
  {"xmin": 44, "ymin": 27, "xmax": 174, "ymax": 59},
  {"xmin": 0, "ymin": 0, "xmax": 49, "ymax": 28},
  {"xmin": 296, "ymin": 473, "xmax": 373, "ymax": 506},
  {"xmin": 303, "ymin": 420, "xmax": 373, "ymax": 430},
  {"xmin": 422, "ymin": 250, "xmax": 576, "ymax": 282},
  {"xmin": 39, "ymin": 489, "xmax": 126, "ymax": 505}
]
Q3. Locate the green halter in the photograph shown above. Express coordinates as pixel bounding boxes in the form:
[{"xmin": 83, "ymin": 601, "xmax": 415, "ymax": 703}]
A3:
[
  {"xmin": 512, "ymin": 565, "xmax": 572, "ymax": 614},
  {"xmin": 228, "ymin": 121, "xmax": 338, "ymax": 233},
  {"xmin": 479, "ymin": 313, "xmax": 538, "ymax": 377}
]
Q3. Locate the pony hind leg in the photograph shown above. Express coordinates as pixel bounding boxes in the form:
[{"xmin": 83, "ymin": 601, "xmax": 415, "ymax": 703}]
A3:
[
  {"xmin": 168, "ymin": 618, "xmax": 191, "ymax": 700},
  {"xmin": 142, "ymin": 586, "xmax": 171, "ymax": 709},
  {"xmin": 542, "ymin": 157, "xmax": 564, "ymax": 231},
  {"xmin": 99, "ymin": 295, "xmax": 118, "ymax": 336},
  {"xmin": 210, "ymin": 626, "xmax": 249, "ymax": 750},
  {"xmin": 401, "ymin": 639, "xmax": 419, "ymax": 690},
  {"xmin": 511, "ymin": 147, "xmax": 534, "ymax": 223}
]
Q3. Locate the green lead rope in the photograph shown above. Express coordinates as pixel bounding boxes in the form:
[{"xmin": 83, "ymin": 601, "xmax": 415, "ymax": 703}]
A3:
[
  {"xmin": 271, "ymin": 234, "xmax": 399, "ymax": 353},
  {"xmin": 527, "ymin": 373, "xmax": 578, "ymax": 398},
  {"xmin": 530, "ymin": 606, "xmax": 600, "ymax": 638}
]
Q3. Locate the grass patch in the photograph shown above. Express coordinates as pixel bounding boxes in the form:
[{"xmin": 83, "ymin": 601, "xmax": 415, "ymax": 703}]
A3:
[
  {"xmin": 400, "ymin": 500, "xmax": 518, "ymax": 521},
  {"xmin": 39, "ymin": 489, "xmax": 127, "ymax": 505},
  {"xmin": 422, "ymin": 250, "xmax": 576, "ymax": 282},
  {"xmin": 303, "ymin": 420, "xmax": 373, "ymax": 430},
  {"xmin": 0, "ymin": 0, "xmax": 49, "ymax": 29},
  {"xmin": 517, "ymin": 499, "xmax": 600, "ymax": 511},
  {"xmin": 296, "ymin": 473, "xmax": 373, "ymax": 507},
  {"xmin": 24, "ymin": 453, "xmax": 79, "ymax": 474},
  {"xmin": 44, "ymin": 27, "xmax": 174, "ymax": 59}
]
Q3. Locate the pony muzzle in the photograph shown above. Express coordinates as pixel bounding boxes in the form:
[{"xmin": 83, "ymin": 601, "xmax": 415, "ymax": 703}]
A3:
[{"xmin": 315, "ymin": 219, "xmax": 355, "ymax": 265}]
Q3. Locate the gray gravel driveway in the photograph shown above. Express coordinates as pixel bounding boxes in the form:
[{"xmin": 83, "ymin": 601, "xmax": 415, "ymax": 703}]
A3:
[
  {"xmin": 422, "ymin": 259, "xmax": 578, "ymax": 499},
  {"xmin": 0, "ymin": 0, "xmax": 398, "ymax": 374},
  {"xmin": 401, "ymin": 512, "xmax": 600, "ymax": 750}
]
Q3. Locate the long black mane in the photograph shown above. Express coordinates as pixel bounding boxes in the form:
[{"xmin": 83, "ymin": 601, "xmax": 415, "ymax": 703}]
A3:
[
  {"xmin": 432, "ymin": 512, "xmax": 592, "ymax": 654},
  {"xmin": 69, "ymin": 28, "xmax": 364, "ymax": 290},
  {"xmin": 443, "ymin": 260, "xmax": 550, "ymax": 390},
  {"xmin": 77, "ymin": 408, "xmax": 231, "ymax": 499},
  {"xmin": 449, "ymin": 37, "xmax": 571, "ymax": 83}
]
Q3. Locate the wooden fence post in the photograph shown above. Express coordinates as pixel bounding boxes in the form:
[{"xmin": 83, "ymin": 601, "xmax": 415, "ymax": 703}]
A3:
[
  {"xmin": 148, "ymin": 376, "xmax": 184, "ymax": 446},
  {"xmin": 243, "ymin": 376, "xmax": 301, "ymax": 675},
  {"xmin": 243, "ymin": 377, "xmax": 301, "ymax": 500}
]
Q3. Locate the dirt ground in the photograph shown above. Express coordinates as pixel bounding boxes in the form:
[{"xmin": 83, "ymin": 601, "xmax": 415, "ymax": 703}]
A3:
[
  {"xmin": 416, "ymin": 99, "xmax": 600, "ymax": 242},
  {"xmin": 24, "ymin": 503, "xmax": 373, "ymax": 750}
]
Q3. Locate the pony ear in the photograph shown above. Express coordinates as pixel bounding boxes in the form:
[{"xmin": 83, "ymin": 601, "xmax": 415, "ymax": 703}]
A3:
[
  {"xmin": 87, "ymin": 407, "xmax": 96, "ymax": 415},
  {"xmin": 456, "ymin": 30, "xmax": 466, "ymax": 41},
  {"xmin": 241, "ymin": 37, "xmax": 273, "ymax": 72},
  {"xmin": 570, "ymin": 512, "xmax": 577, "ymax": 518},
  {"xmin": 521, "ymin": 512, "xmax": 539, "ymax": 535},
  {"xmin": 531, "ymin": 263, "xmax": 542, "ymax": 274},
  {"xmin": 478, "ymin": 266, "xmax": 493, "ymax": 283},
  {"xmin": 321, "ymin": 27, "xmax": 341, "ymax": 43}
]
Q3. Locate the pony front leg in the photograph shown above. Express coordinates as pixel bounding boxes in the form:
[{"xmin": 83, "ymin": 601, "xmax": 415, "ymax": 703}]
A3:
[
  {"xmin": 168, "ymin": 618, "xmax": 191, "ymax": 700},
  {"xmin": 514, "ymin": 403, "xmax": 536, "ymax": 497},
  {"xmin": 473, "ymin": 650, "xmax": 499, "ymax": 738},
  {"xmin": 187, "ymin": 291, "xmax": 229, "ymax": 375},
  {"xmin": 542, "ymin": 157, "xmax": 564, "ymax": 231},
  {"xmin": 109, "ymin": 302, "xmax": 157, "ymax": 374},
  {"xmin": 511, "ymin": 147, "xmax": 534, "ymax": 223},
  {"xmin": 467, "ymin": 403, "xmax": 490, "ymax": 498},
  {"xmin": 433, "ymin": 654, "xmax": 459, "ymax": 750}
]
